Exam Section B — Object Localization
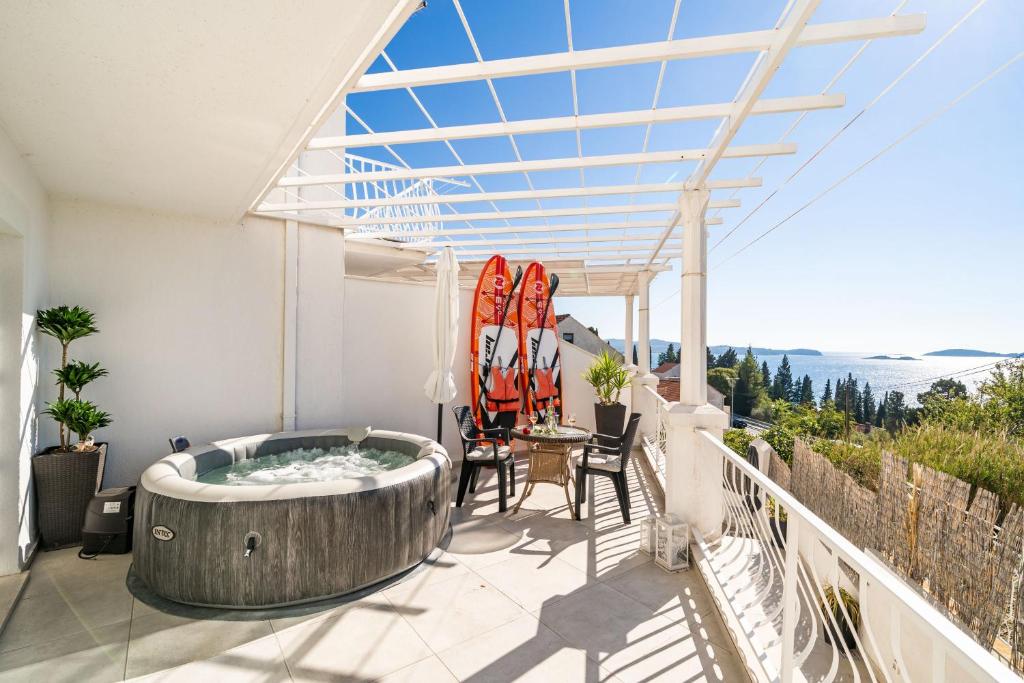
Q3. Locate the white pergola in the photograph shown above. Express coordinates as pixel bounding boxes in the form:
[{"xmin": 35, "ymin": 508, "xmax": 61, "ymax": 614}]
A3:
[{"xmin": 251, "ymin": 0, "xmax": 924, "ymax": 556}]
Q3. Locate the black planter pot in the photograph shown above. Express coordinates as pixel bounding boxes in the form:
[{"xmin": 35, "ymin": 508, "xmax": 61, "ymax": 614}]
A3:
[
  {"xmin": 594, "ymin": 402, "xmax": 627, "ymax": 444},
  {"xmin": 770, "ymin": 517, "xmax": 787, "ymax": 547},
  {"xmin": 33, "ymin": 443, "xmax": 107, "ymax": 549},
  {"xmin": 822, "ymin": 614, "xmax": 858, "ymax": 651}
]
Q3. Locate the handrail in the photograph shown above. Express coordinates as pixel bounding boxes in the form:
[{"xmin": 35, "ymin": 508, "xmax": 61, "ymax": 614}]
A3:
[
  {"xmin": 642, "ymin": 383, "xmax": 668, "ymax": 404},
  {"xmin": 698, "ymin": 428, "xmax": 1015, "ymax": 682}
]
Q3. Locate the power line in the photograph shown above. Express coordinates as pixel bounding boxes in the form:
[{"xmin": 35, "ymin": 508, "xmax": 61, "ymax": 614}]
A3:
[
  {"xmin": 709, "ymin": 0, "xmax": 989, "ymax": 254},
  {"xmin": 878, "ymin": 354, "xmax": 1022, "ymax": 393},
  {"xmin": 714, "ymin": 49, "xmax": 1023, "ymax": 268}
]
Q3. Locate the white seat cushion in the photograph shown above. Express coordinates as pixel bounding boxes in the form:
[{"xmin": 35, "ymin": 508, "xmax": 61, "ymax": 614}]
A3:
[
  {"xmin": 466, "ymin": 444, "xmax": 512, "ymax": 461},
  {"xmin": 573, "ymin": 452, "xmax": 621, "ymax": 472}
]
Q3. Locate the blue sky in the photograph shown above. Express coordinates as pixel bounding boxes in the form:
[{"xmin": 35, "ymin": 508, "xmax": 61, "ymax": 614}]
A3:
[{"xmin": 350, "ymin": 0, "xmax": 1023, "ymax": 354}]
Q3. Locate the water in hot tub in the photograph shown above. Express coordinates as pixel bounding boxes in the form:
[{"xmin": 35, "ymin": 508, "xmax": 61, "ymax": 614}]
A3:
[{"xmin": 195, "ymin": 445, "xmax": 416, "ymax": 486}]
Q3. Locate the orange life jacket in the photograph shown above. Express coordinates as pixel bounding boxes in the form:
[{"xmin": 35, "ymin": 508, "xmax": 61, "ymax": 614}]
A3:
[{"xmin": 485, "ymin": 366, "xmax": 519, "ymax": 413}]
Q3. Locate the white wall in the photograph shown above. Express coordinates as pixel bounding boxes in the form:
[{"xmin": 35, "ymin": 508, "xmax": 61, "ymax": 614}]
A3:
[
  {"xmin": 295, "ymin": 224, "xmax": 346, "ymax": 429},
  {"xmin": 47, "ymin": 201, "xmax": 286, "ymax": 487},
  {"xmin": 341, "ymin": 278, "xmax": 474, "ymax": 460},
  {"xmin": 0, "ymin": 124, "xmax": 50, "ymax": 574}
]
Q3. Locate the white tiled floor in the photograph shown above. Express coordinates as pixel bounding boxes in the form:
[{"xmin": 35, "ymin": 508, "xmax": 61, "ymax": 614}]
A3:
[{"xmin": 0, "ymin": 452, "xmax": 745, "ymax": 682}]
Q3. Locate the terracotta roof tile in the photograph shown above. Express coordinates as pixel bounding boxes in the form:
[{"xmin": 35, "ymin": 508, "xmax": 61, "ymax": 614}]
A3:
[{"xmin": 656, "ymin": 378, "xmax": 680, "ymax": 402}]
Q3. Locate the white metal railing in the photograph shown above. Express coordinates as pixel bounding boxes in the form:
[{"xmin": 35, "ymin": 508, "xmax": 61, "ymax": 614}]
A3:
[
  {"xmin": 694, "ymin": 429, "xmax": 1015, "ymax": 683},
  {"xmin": 342, "ymin": 154, "xmax": 444, "ymax": 241},
  {"xmin": 639, "ymin": 385, "xmax": 669, "ymax": 483}
]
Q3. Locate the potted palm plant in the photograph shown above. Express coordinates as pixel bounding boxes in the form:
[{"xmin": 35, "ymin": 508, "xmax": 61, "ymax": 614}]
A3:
[
  {"xmin": 33, "ymin": 306, "xmax": 112, "ymax": 549},
  {"xmin": 820, "ymin": 584, "xmax": 861, "ymax": 650},
  {"xmin": 583, "ymin": 350, "xmax": 632, "ymax": 439}
]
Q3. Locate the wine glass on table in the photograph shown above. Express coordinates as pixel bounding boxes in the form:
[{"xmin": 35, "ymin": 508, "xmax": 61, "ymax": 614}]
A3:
[{"xmin": 567, "ymin": 413, "xmax": 577, "ymax": 429}]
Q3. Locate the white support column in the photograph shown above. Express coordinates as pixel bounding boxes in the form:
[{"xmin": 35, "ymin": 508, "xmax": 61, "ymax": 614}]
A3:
[
  {"xmin": 623, "ymin": 294, "xmax": 635, "ymax": 368},
  {"xmin": 282, "ymin": 219, "xmax": 298, "ymax": 431},
  {"xmin": 637, "ymin": 272, "xmax": 652, "ymax": 374},
  {"xmin": 680, "ymin": 190, "xmax": 709, "ymax": 405},
  {"xmin": 665, "ymin": 189, "xmax": 728, "ymax": 536}
]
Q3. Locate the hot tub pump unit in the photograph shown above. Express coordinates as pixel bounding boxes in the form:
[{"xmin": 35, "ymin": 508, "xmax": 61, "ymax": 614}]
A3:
[{"xmin": 79, "ymin": 487, "xmax": 135, "ymax": 559}]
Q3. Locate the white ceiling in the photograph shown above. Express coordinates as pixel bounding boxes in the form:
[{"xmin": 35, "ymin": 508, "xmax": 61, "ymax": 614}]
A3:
[{"xmin": 0, "ymin": 0, "xmax": 414, "ymax": 220}]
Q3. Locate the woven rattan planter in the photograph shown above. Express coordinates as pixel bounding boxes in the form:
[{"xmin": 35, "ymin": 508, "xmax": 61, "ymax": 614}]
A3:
[{"xmin": 33, "ymin": 443, "xmax": 107, "ymax": 549}]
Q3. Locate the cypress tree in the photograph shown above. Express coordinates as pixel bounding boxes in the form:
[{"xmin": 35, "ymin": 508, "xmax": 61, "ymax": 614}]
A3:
[
  {"xmin": 861, "ymin": 382, "xmax": 876, "ymax": 425},
  {"xmin": 632, "ymin": 344, "xmax": 638, "ymax": 365},
  {"xmin": 771, "ymin": 354, "xmax": 794, "ymax": 401},
  {"xmin": 761, "ymin": 361, "xmax": 771, "ymax": 390},
  {"xmin": 706, "ymin": 346, "xmax": 717, "ymax": 370},
  {"xmin": 799, "ymin": 375, "xmax": 814, "ymax": 406},
  {"xmin": 875, "ymin": 393, "xmax": 887, "ymax": 427},
  {"xmin": 821, "ymin": 378, "xmax": 833, "ymax": 404},
  {"xmin": 733, "ymin": 347, "xmax": 764, "ymax": 416}
]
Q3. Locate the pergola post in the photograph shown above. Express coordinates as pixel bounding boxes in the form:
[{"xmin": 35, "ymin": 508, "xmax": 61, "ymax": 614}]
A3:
[
  {"xmin": 665, "ymin": 189, "xmax": 728, "ymax": 536},
  {"xmin": 623, "ymin": 294, "xmax": 635, "ymax": 368},
  {"xmin": 637, "ymin": 271, "xmax": 651, "ymax": 374}
]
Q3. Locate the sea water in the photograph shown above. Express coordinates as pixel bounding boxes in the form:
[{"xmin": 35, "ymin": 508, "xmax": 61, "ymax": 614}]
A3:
[{"xmin": 196, "ymin": 445, "xmax": 415, "ymax": 486}]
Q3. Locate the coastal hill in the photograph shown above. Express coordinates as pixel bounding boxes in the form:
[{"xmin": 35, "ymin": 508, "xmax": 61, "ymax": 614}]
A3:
[
  {"xmin": 924, "ymin": 349, "xmax": 1021, "ymax": 358},
  {"xmin": 608, "ymin": 339, "xmax": 822, "ymax": 357}
]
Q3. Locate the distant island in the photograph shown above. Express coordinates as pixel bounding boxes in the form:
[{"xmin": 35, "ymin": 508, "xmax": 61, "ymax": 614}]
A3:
[
  {"xmin": 607, "ymin": 339, "xmax": 822, "ymax": 357},
  {"xmin": 924, "ymin": 349, "xmax": 1021, "ymax": 358},
  {"xmin": 710, "ymin": 345, "xmax": 822, "ymax": 357},
  {"xmin": 865, "ymin": 355, "xmax": 920, "ymax": 361}
]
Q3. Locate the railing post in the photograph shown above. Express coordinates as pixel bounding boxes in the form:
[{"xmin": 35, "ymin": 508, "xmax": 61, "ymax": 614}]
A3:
[{"xmin": 780, "ymin": 515, "xmax": 801, "ymax": 682}]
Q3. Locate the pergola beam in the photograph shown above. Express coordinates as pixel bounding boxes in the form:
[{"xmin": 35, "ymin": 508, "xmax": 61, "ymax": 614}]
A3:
[
  {"xmin": 353, "ymin": 15, "xmax": 925, "ymax": 92},
  {"xmin": 452, "ymin": 251, "xmax": 682, "ymax": 264},
  {"xmin": 447, "ymin": 243, "xmax": 680, "ymax": 257},
  {"xmin": 262, "ymin": 199, "xmax": 739, "ymax": 222},
  {"xmin": 647, "ymin": 0, "xmax": 821, "ymax": 266},
  {"xmin": 309, "ymin": 95, "xmax": 844, "ymax": 150},
  {"xmin": 397, "ymin": 231, "xmax": 690, "ymax": 250},
  {"xmin": 270, "ymin": 179, "xmax": 760, "ymax": 210},
  {"xmin": 344, "ymin": 217, "xmax": 723, "ymax": 240},
  {"xmin": 272, "ymin": 144, "xmax": 795, "ymax": 187}
]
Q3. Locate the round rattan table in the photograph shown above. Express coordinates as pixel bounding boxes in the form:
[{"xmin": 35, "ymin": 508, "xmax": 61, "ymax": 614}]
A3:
[{"xmin": 510, "ymin": 425, "xmax": 591, "ymax": 514}]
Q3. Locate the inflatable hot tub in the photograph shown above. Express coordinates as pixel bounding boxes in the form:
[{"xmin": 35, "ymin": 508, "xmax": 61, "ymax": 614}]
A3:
[{"xmin": 132, "ymin": 428, "xmax": 451, "ymax": 609}]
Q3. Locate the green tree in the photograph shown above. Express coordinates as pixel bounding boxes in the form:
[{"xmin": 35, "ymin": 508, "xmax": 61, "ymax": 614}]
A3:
[
  {"xmin": 771, "ymin": 354, "xmax": 793, "ymax": 401},
  {"xmin": 657, "ymin": 343, "xmax": 679, "ymax": 367},
  {"xmin": 716, "ymin": 347, "xmax": 738, "ymax": 368},
  {"xmin": 884, "ymin": 390, "xmax": 907, "ymax": 433},
  {"xmin": 707, "ymin": 367, "xmax": 738, "ymax": 405},
  {"xmin": 861, "ymin": 382, "xmax": 876, "ymax": 425},
  {"xmin": 875, "ymin": 396, "xmax": 886, "ymax": 428},
  {"xmin": 977, "ymin": 359, "xmax": 1024, "ymax": 436},
  {"xmin": 706, "ymin": 346, "xmax": 717, "ymax": 370},
  {"xmin": 821, "ymin": 378, "xmax": 833, "ymax": 405},
  {"xmin": 799, "ymin": 375, "xmax": 815, "ymax": 406},
  {"xmin": 761, "ymin": 361, "xmax": 771, "ymax": 390},
  {"xmin": 917, "ymin": 378, "xmax": 968, "ymax": 405},
  {"xmin": 733, "ymin": 347, "xmax": 765, "ymax": 416}
]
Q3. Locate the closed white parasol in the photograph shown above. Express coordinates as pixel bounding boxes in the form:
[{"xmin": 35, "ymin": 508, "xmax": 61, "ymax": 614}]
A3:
[{"xmin": 424, "ymin": 247, "xmax": 460, "ymax": 441}]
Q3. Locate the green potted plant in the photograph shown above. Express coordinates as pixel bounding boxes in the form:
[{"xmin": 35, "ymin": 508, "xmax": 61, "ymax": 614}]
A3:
[
  {"xmin": 33, "ymin": 305, "xmax": 112, "ymax": 549},
  {"xmin": 820, "ymin": 584, "xmax": 861, "ymax": 650},
  {"xmin": 583, "ymin": 350, "xmax": 632, "ymax": 439}
]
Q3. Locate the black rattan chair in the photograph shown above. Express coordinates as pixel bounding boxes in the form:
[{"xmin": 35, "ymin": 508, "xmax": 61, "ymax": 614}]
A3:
[
  {"xmin": 574, "ymin": 413, "xmax": 641, "ymax": 524},
  {"xmin": 452, "ymin": 406, "xmax": 516, "ymax": 512}
]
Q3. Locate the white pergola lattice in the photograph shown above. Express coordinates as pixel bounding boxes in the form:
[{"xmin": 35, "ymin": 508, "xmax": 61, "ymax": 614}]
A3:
[{"xmin": 252, "ymin": 0, "xmax": 924, "ymax": 300}]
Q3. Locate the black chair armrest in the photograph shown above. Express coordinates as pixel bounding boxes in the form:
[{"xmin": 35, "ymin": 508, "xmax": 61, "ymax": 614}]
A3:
[
  {"xmin": 589, "ymin": 432, "xmax": 623, "ymax": 444},
  {"xmin": 584, "ymin": 442, "xmax": 619, "ymax": 454},
  {"xmin": 480, "ymin": 427, "xmax": 510, "ymax": 440}
]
